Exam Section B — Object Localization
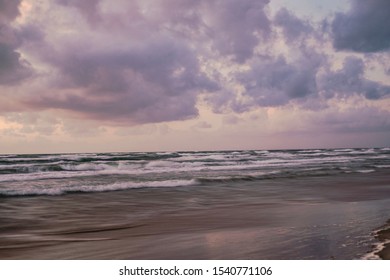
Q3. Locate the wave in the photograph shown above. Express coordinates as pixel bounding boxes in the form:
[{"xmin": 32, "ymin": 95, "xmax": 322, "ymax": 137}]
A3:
[
  {"xmin": 60, "ymin": 163, "xmax": 113, "ymax": 171},
  {"xmin": 0, "ymin": 179, "xmax": 198, "ymax": 197},
  {"xmin": 0, "ymin": 149, "xmax": 389, "ymax": 183},
  {"xmin": 334, "ymin": 148, "xmax": 355, "ymax": 152},
  {"xmin": 375, "ymin": 165, "xmax": 390, "ymax": 168},
  {"xmin": 0, "ymin": 157, "xmax": 385, "ymax": 182},
  {"xmin": 1, "ymin": 165, "xmax": 357, "ymax": 196},
  {"xmin": 356, "ymin": 169, "xmax": 375, "ymax": 173},
  {"xmin": 0, "ymin": 152, "xmax": 181, "ymax": 165},
  {"xmin": 361, "ymin": 220, "xmax": 390, "ymax": 260},
  {"xmin": 0, "ymin": 171, "xmax": 97, "ymax": 182}
]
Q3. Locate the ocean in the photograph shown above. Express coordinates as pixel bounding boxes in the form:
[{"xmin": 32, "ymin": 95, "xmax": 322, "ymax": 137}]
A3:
[{"xmin": 0, "ymin": 148, "xmax": 389, "ymax": 259}]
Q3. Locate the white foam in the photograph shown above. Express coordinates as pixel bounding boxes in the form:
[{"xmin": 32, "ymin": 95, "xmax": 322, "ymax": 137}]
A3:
[
  {"xmin": 60, "ymin": 163, "xmax": 112, "ymax": 171},
  {"xmin": 254, "ymin": 150, "xmax": 270, "ymax": 154},
  {"xmin": 361, "ymin": 223, "xmax": 390, "ymax": 260},
  {"xmin": 0, "ymin": 163, "xmax": 36, "ymax": 169},
  {"xmin": 145, "ymin": 160, "xmax": 177, "ymax": 168},
  {"xmin": 298, "ymin": 152, "xmax": 334, "ymax": 157},
  {"xmin": 356, "ymin": 169, "xmax": 375, "ymax": 173},
  {"xmin": 375, "ymin": 165, "xmax": 390, "ymax": 168},
  {"xmin": 362, "ymin": 242, "xmax": 386, "ymax": 260},
  {"xmin": 264, "ymin": 152, "xmax": 295, "ymax": 158},
  {"xmin": 0, "ymin": 179, "xmax": 198, "ymax": 196},
  {"xmin": 334, "ymin": 148, "xmax": 354, "ymax": 152},
  {"xmin": 297, "ymin": 150, "xmax": 323, "ymax": 153},
  {"xmin": 0, "ymin": 171, "xmax": 93, "ymax": 182}
]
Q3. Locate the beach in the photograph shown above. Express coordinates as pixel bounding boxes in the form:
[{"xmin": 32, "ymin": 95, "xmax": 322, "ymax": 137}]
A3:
[
  {"xmin": 0, "ymin": 149, "xmax": 390, "ymax": 259},
  {"xmin": 374, "ymin": 220, "xmax": 390, "ymax": 260},
  {"xmin": 1, "ymin": 172, "xmax": 390, "ymax": 259}
]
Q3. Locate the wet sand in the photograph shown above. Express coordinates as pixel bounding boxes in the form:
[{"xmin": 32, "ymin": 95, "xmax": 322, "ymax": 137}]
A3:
[
  {"xmin": 1, "ymin": 171, "xmax": 390, "ymax": 259},
  {"xmin": 376, "ymin": 220, "xmax": 390, "ymax": 260}
]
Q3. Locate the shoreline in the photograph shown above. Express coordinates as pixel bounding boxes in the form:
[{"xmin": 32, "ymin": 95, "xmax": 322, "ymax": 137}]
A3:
[
  {"xmin": 1, "ymin": 199, "xmax": 390, "ymax": 259},
  {"xmin": 1, "ymin": 171, "xmax": 389, "ymax": 259},
  {"xmin": 375, "ymin": 220, "xmax": 390, "ymax": 260}
]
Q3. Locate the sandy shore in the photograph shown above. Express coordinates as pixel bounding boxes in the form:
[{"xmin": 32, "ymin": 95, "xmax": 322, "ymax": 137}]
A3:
[
  {"xmin": 1, "ymin": 172, "xmax": 390, "ymax": 259},
  {"xmin": 0, "ymin": 204, "xmax": 286, "ymax": 259},
  {"xmin": 376, "ymin": 220, "xmax": 390, "ymax": 260},
  {"xmin": 1, "ymin": 200, "xmax": 390, "ymax": 260}
]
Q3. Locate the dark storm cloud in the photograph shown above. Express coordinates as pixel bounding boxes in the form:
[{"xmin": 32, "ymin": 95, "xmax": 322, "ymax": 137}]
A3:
[
  {"xmin": 319, "ymin": 56, "xmax": 390, "ymax": 99},
  {"xmin": 331, "ymin": 0, "xmax": 390, "ymax": 53},
  {"xmin": 140, "ymin": 0, "xmax": 271, "ymax": 63},
  {"xmin": 0, "ymin": 0, "xmax": 33, "ymax": 85},
  {"xmin": 53, "ymin": 0, "xmax": 271, "ymax": 65},
  {"xmin": 28, "ymin": 37, "xmax": 218, "ymax": 123},
  {"xmin": 209, "ymin": 52, "xmax": 389, "ymax": 113},
  {"xmin": 206, "ymin": 0, "xmax": 271, "ymax": 63},
  {"xmin": 0, "ymin": 41, "xmax": 31, "ymax": 85},
  {"xmin": 274, "ymin": 8, "xmax": 313, "ymax": 43},
  {"xmin": 237, "ymin": 51, "xmax": 324, "ymax": 108}
]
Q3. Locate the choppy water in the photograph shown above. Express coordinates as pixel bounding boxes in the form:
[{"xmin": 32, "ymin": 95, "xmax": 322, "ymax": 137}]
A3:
[{"xmin": 0, "ymin": 148, "xmax": 389, "ymax": 196}]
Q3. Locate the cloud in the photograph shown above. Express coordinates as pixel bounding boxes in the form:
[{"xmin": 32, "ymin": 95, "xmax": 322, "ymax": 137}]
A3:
[
  {"xmin": 192, "ymin": 121, "xmax": 212, "ymax": 129},
  {"xmin": 4, "ymin": 112, "xmax": 60, "ymax": 135},
  {"xmin": 210, "ymin": 52, "xmax": 389, "ymax": 113},
  {"xmin": 237, "ymin": 50, "xmax": 324, "ymax": 108},
  {"xmin": 0, "ymin": 0, "xmax": 21, "ymax": 23},
  {"xmin": 331, "ymin": 0, "xmax": 390, "ymax": 53},
  {"xmin": 313, "ymin": 105, "xmax": 390, "ymax": 133},
  {"xmin": 130, "ymin": 0, "xmax": 271, "ymax": 63},
  {"xmin": 205, "ymin": 0, "xmax": 271, "ymax": 63},
  {"xmin": 27, "ymin": 36, "xmax": 218, "ymax": 124},
  {"xmin": 318, "ymin": 56, "xmax": 390, "ymax": 100},
  {"xmin": 55, "ymin": 0, "xmax": 102, "ymax": 25},
  {"xmin": 2, "ymin": 0, "xmax": 389, "ymax": 133},
  {"xmin": 12, "ymin": 0, "xmax": 272, "ymax": 123},
  {"xmin": 274, "ymin": 8, "xmax": 313, "ymax": 43},
  {"xmin": 0, "ymin": 31, "xmax": 32, "ymax": 85},
  {"xmin": 52, "ymin": 0, "xmax": 271, "ymax": 64},
  {"xmin": 222, "ymin": 115, "xmax": 243, "ymax": 125},
  {"xmin": 0, "ymin": 0, "xmax": 34, "ymax": 85}
]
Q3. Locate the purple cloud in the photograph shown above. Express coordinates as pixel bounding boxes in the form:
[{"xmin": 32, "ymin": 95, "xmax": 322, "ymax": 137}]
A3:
[
  {"xmin": 1, "ymin": 0, "xmax": 389, "ymax": 132},
  {"xmin": 237, "ymin": 51, "xmax": 324, "ymax": 108},
  {"xmin": 331, "ymin": 0, "xmax": 390, "ymax": 53},
  {"xmin": 27, "ymin": 37, "xmax": 218, "ymax": 123},
  {"xmin": 19, "ymin": 0, "xmax": 272, "ymax": 123},
  {"xmin": 274, "ymin": 8, "xmax": 313, "ymax": 43},
  {"xmin": 140, "ymin": 0, "xmax": 271, "ymax": 63},
  {"xmin": 319, "ymin": 56, "xmax": 390, "ymax": 100},
  {"xmin": 56, "ymin": 0, "xmax": 102, "ymax": 25},
  {"xmin": 0, "ymin": 0, "xmax": 21, "ymax": 23},
  {"xmin": 207, "ymin": 0, "xmax": 271, "ymax": 63},
  {"xmin": 0, "ymin": 0, "xmax": 34, "ymax": 85}
]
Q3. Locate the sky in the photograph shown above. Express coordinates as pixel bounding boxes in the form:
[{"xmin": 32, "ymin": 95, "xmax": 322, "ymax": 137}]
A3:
[{"xmin": 0, "ymin": 0, "xmax": 389, "ymax": 154}]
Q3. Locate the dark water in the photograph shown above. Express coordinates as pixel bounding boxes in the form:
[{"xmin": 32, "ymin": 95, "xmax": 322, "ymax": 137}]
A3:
[{"xmin": 0, "ymin": 148, "xmax": 389, "ymax": 259}]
